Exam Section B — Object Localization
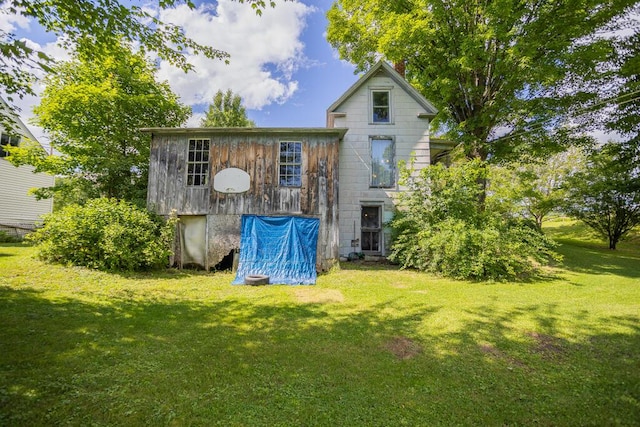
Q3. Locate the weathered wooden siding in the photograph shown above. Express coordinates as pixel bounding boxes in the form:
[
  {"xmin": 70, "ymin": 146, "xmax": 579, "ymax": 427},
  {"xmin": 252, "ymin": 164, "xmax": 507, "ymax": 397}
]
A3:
[
  {"xmin": 148, "ymin": 134, "xmax": 208, "ymax": 215},
  {"xmin": 147, "ymin": 129, "xmax": 343, "ymax": 271}
]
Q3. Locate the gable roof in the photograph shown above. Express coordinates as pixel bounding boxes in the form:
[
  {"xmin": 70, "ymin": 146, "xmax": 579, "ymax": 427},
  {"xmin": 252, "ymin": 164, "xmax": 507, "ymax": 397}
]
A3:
[
  {"xmin": 0, "ymin": 97, "xmax": 39, "ymax": 143},
  {"xmin": 327, "ymin": 60, "xmax": 439, "ymax": 118}
]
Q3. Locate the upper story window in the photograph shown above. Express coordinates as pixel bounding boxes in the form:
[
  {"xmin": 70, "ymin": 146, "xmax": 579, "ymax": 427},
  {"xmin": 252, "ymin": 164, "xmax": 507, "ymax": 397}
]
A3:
[
  {"xmin": 371, "ymin": 90, "xmax": 390, "ymax": 123},
  {"xmin": 279, "ymin": 141, "xmax": 302, "ymax": 187},
  {"xmin": 187, "ymin": 138, "xmax": 210, "ymax": 186},
  {"xmin": 370, "ymin": 137, "xmax": 395, "ymax": 188},
  {"xmin": 0, "ymin": 133, "xmax": 20, "ymax": 158}
]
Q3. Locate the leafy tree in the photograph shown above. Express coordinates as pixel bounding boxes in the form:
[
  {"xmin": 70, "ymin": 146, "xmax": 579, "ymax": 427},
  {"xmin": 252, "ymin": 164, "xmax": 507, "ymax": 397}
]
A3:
[
  {"xmin": 514, "ymin": 147, "xmax": 588, "ymax": 230},
  {"xmin": 606, "ymin": 29, "xmax": 640, "ymax": 153},
  {"xmin": 201, "ymin": 89, "xmax": 255, "ymax": 127},
  {"xmin": 27, "ymin": 198, "xmax": 177, "ymax": 271},
  {"xmin": 1, "ymin": 0, "xmax": 278, "ymax": 127},
  {"xmin": 327, "ymin": 0, "xmax": 636, "ymax": 161},
  {"xmin": 563, "ymin": 142, "xmax": 640, "ymax": 250},
  {"xmin": 6, "ymin": 41, "xmax": 190, "ymax": 205},
  {"xmin": 389, "ymin": 160, "xmax": 558, "ymax": 280}
]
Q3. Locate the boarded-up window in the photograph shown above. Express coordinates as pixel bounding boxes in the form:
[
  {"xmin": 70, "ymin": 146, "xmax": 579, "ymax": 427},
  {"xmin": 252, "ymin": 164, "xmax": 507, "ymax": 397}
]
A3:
[
  {"xmin": 371, "ymin": 138, "xmax": 394, "ymax": 188},
  {"xmin": 279, "ymin": 141, "xmax": 302, "ymax": 187},
  {"xmin": 179, "ymin": 216, "xmax": 206, "ymax": 268},
  {"xmin": 187, "ymin": 138, "xmax": 210, "ymax": 186}
]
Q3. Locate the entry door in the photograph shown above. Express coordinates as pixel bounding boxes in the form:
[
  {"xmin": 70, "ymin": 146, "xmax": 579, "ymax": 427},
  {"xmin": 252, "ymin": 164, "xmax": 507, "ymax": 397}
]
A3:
[{"xmin": 361, "ymin": 206, "xmax": 381, "ymax": 254}]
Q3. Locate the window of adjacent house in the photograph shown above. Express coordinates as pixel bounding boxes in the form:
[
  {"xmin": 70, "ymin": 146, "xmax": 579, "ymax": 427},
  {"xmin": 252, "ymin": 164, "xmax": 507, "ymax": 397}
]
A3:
[
  {"xmin": 187, "ymin": 138, "xmax": 210, "ymax": 186},
  {"xmin": 0, "ymin": 133, "xmax": 20, "ymax": 158},
  {"xmin": 372, "ymin": 90, "xmax": 390, "ymax": 123},
  {"xmin": 361, "ymin": 205, "xmax": 382, "ymax": 253},
  {"xmin": 279, "ymin": 141, "xmax": 302, "ymax": 187},
  {"xmin": 370, "ymin": 138, "xmax": 394, "ymax": 188}
]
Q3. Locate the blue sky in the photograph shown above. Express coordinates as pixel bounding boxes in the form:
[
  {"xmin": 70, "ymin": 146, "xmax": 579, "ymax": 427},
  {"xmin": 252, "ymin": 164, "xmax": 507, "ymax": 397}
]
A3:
[
  {"xmin": 0, "ymin": 0, "xmax": 360, "ymax": 144},
  {"xmin": 244, "ymin": 0, "xmax": 358, "ymax": 127}
]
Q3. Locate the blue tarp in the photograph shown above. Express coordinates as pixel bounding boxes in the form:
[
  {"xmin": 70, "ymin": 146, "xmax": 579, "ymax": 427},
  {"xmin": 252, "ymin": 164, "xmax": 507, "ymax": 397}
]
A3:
[{"xmin": 232, "ymin": 215, "xmax": 320, "ymax": 285}]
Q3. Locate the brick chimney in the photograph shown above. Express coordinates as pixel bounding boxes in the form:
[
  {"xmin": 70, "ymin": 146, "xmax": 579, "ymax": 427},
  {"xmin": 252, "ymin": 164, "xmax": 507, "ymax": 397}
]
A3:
[{"xmin": 393, "ymin": 60, "xmax": 406, "ymax": 78}]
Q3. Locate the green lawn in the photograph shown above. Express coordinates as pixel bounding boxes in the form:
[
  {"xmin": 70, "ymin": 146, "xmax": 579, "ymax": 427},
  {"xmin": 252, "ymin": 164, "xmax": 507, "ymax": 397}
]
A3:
[{"xmin": 1, "ymin": 222, "xmax": 639, "ymax": 426}]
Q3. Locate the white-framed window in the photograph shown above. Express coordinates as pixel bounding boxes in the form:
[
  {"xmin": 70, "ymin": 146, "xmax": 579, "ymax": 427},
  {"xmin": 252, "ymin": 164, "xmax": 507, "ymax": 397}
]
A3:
[
  {"xmin": 371, "ymin": 90, "xmax": 390, "ymax": 123},
  {"xmin": 0, "ymin": 132, "xmax": 20, "ymax": 158},
  {"xmin": 361, "ymin": 205, "xmax": 382, "ymax": 253},
  {"xmin": 370, "ymin": 137, "xmax": 395, "ymax": 188},
  {"xmin": 279, "ymin": 141, "xmax": 302, "ymax": 187},
  {"xmin": 187, "ymin": 138, "xmax": 210, "ymax": 186}
]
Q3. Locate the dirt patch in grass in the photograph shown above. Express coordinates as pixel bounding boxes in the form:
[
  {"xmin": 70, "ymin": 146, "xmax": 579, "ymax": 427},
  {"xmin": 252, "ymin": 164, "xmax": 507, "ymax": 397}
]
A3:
[
  {"xmin": 385, "ymin": 336, "xmax": 423, "ymax": 360},
  {"xmin": 527, "ymin": 331, "xmax": 566, "ymax": 359},
  {"xmin": 479, "ymin": 343, "xmax": 527, "ymax": 368},
  {"xmin": 294, "ymin": 288, "xmax": 344, "ymax": 304}
]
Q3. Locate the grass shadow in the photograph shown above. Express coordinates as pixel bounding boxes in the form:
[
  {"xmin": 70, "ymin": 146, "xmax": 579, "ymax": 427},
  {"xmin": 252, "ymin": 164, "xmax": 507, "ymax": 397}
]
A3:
[
  {"xmin": 554, "ymin": 239, "xmax": 640, "ymax": 279},
  {"xmin": 1, "ymin": 285, "xmax": 638, "ymax": 426},
  {"xmin": 0, "ymin": 243, "xmax": 28, "ymax": 257}
]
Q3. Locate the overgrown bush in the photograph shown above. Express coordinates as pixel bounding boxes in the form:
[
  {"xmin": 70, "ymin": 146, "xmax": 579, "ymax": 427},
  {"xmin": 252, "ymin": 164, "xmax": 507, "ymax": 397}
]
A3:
[
  {"xmin": 389, "ymin": 160, "xmax": 559, "ymax": 281},
  {"xmin": 27, "ymin": 198, "xmax": 177, "ymax": 271},
  {"xmin": 0, "ymin": 230, "xmax": 22, "ymax": 243}
]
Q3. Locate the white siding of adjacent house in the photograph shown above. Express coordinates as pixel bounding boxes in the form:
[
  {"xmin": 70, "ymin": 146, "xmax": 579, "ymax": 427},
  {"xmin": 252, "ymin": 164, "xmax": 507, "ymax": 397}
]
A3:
[
  {"xmin": 332, "ymin": 73, "xmax": 431, "ymax": 257},
  {"xmin": 0, "ymin": 158, "xmax": 54, "ymax": 227}
]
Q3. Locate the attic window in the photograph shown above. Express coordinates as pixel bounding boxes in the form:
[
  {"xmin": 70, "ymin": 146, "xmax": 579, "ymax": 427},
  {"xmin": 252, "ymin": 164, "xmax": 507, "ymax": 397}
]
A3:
[
  {"xmin": 187, "ymin": 138, "xmax": 210, "ymax": 186},
  {"xmin": 279, "ymin": 141, "xmax": 302, "ymax": 187},
  {"xmin": 0, "ymin": 133, "xmax": 20, "ymax": 158},
  {"xmin": 371, "ymin": 90, "xmax": 390, "ymax": 123}
]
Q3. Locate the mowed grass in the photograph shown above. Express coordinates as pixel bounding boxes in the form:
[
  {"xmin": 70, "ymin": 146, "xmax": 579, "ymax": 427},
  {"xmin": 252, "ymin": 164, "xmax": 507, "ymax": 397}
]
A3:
[{"xmin": 0, "ymin": 221, "xmax": 639, "ymax": 426}]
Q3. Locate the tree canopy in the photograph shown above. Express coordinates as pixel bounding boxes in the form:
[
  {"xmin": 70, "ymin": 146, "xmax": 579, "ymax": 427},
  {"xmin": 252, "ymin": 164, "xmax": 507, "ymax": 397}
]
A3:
[
  {"xmin": 327, "ymin": 0, "xmax": 638, "ymax": 161},
  {"xmin": 606, "ymin": 30, "xmax": 640, "ymax": 150},
  {"xmin": 201, "ymin": 89, "xmax": 255, "ymax": 127},
  {"xmin": 563, "ymin": 142, "xmax": 640, "ymax": 250},
  {"xmin": 514, "ymin": 147, "xmax": 588, "ymax": 229},
  {"xmin": 0, "ymin": 0, "xmax": 280, "ymax": 126},
  {"xmin": 6, "ymin": 41, "xmax": 190, "ymax": 205}
]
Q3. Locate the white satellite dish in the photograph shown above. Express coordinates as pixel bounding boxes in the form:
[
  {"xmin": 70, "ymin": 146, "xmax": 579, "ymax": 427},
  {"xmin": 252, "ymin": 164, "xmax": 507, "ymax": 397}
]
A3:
[{"xmin": 213, "ymin": 167, "xmax": 251, "ymax": 193}]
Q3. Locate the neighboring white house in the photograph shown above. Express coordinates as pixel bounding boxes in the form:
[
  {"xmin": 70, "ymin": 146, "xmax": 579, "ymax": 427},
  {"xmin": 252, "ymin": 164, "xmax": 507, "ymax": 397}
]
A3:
[
  {"xmin": 0, "ymin": 100, "xmax": 54, "ymax": 235},
  {"xmin": 327, "ymin": 61, "xmax": 450, "ymax": 258}
]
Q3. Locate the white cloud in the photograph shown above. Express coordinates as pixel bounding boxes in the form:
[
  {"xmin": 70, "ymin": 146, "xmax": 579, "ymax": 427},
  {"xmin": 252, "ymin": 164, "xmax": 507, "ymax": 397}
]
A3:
[
  {"xmin": 0, "ymin": 6, "xmax": 29, "ymax": 33},
  {"xmin": 155, "ymin": 0, "xmax": 313, "ymax": 111},
  {"xmin": 2, "ymin": 0, "xmax": 313, "ymax": 140}
]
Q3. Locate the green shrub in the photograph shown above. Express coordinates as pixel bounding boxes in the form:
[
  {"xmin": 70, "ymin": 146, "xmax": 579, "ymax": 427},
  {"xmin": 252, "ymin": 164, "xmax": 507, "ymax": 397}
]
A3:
[
  {"xmin": 0, "ymin": 230, "xmax": 22, "ymax": 243},
  {"xmin": 27, "ymin": 198, "xmax": 176, "ymax": 271},
  {"xmin": 389, "ymin": 160, "xmax": 559, "ymax": 281}
]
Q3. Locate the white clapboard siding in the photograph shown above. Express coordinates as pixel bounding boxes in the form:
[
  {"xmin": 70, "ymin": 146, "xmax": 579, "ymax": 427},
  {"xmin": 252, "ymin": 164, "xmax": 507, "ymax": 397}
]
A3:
[
  {"xmin": 0, "ymin": 158, "xmax": 54, "ymax": 227},
  {"xmin": 327, "ymin": 61, "xmax": 438, "ymax": 257}
]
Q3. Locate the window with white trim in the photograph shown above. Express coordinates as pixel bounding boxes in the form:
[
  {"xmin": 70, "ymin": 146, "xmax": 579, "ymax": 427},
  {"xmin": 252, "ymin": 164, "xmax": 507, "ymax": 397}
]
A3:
[
  {"xmin": 0, "ymin": 132, "xmax": 20, "ymax": 158},
  {"xmin": 370, "ymin": 137, "xmax": 395, "ymax": 188},
  {"xmin": 187, "ymin": 138, "xmax": 210, "ymax": 186},
  {"xmin": 371, "ymin": 90, "xmax": 390, "ymax": 123},
  {"xmin": 279, "ymin": 141, "xmax": 302, "ymax": 187}
]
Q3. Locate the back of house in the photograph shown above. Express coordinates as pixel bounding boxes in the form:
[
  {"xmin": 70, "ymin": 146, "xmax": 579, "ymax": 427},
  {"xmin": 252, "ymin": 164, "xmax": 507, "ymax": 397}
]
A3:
[{"xmin": 145, "ymin": 60, "xmax": 451, "ymax": 277}]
